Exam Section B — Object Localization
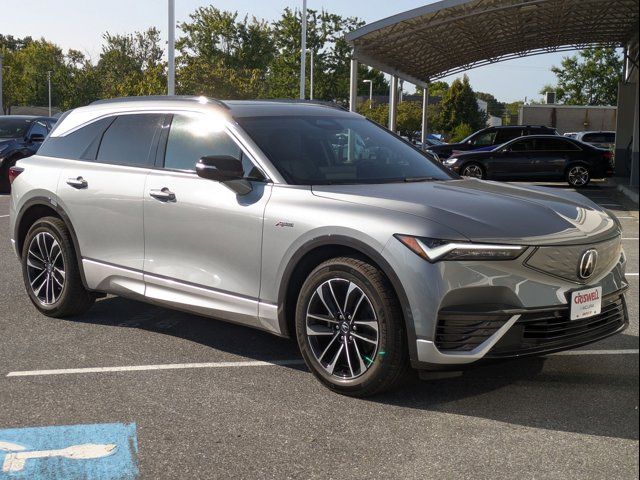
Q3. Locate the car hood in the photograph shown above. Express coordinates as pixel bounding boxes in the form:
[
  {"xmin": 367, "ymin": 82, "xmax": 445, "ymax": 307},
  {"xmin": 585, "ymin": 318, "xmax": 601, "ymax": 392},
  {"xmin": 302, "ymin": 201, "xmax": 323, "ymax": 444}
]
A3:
[{"xmin": 311, "ymin": 179, "xmax": 618, "ymax": 245}]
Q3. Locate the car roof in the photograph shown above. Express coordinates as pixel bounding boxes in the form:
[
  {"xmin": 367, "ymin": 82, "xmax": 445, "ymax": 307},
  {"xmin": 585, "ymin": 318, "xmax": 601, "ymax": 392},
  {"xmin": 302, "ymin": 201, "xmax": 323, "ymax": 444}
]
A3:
[{"xmin": 53, "ymin": 96, "xmax": 355, "ymax": 137}]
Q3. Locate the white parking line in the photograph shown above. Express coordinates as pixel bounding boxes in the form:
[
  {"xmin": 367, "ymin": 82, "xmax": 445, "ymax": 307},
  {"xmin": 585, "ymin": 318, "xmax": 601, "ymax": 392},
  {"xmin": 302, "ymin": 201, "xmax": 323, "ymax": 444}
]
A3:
[
  {"xmin": 550, "ymin": 349, "xmax": 639, "ymax": 356},
  {"xmin": 616, "ymin": 216, "xmax": 637, "ymax": 219},
  {"xmin": 6, "ymin": 359, "xmax": 306, "ymax": 377},
  {"xmin": 0, "ymin": 214, "xmax": 9, "ymax": 218},
  {"xmin": 626, "ymin": 273, "xmax": 639, "ymax": 276},
  {"xmin": 622, "ymin": 238, "xmax": 639, "ymax": 240}
]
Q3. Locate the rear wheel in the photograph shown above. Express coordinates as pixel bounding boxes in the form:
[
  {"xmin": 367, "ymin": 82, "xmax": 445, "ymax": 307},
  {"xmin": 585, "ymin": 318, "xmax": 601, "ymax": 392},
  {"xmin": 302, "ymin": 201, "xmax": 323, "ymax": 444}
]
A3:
[
  {"xmin": 566, "ymin": 165, "xmax": 590, "ymax": 187},
  {"xmin": 295, "ymin": 256, "xmax": 408, "ymax": 397},
  {"xmin": 461, "ymin": 163, "xmax": 485, "ymax": 179},
  {"xmin": 22, "ymin": 216, "xmax": 94, "ymax": 317}
]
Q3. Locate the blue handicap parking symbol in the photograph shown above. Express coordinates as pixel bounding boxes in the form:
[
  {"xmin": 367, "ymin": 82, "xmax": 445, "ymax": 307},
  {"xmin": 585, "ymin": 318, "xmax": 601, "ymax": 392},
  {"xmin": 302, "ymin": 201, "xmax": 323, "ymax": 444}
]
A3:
[{"xmin": 0, "ymin": 423, "xmax": 138, "ymax": 480}]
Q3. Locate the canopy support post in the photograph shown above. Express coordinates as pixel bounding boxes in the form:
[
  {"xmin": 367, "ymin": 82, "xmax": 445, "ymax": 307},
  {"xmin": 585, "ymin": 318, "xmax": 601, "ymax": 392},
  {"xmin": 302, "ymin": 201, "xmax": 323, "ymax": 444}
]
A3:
[
  {"xmin": 389, "ymin": 75, "xmax": 398, "ymax": 133},
  {"xmin": 349, "ymin": 58, "xmax": 358, "ymax": 112},
  {"xmin": 421, "ymin": 83, "xmax": 429, "ymax": 149}
]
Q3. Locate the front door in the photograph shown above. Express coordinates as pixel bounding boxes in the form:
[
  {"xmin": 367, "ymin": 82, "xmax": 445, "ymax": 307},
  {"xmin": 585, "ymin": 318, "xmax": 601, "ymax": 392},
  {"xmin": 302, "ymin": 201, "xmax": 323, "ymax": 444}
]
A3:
[
  {"xmin": 488, "ymin": 137, "xmax": 536, "ymax": 179},
  {"xmin": 143, "ymin": 112, "xmax": 271, "ymax": 326}
]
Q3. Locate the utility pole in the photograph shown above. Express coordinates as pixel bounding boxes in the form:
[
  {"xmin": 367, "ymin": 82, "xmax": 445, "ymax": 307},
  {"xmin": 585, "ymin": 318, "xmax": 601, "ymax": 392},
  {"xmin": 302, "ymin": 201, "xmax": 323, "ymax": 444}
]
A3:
[
  {"xmin": 168, "ymin": 0, "xmax": 175, "ymax": 95},
  {"xmin": 0, "ymin": 54, "xmax": 3, "ymax": 115},
  {"xmin": 47, "ymin": 71, "xmax": 52, "ymax": 116},
  {"xmin": 299, "ymin": 0, "xmax": 307, "ymax": 99},
  {"xmin": 363, "ymin": 79, "xmax": 373, "ymax": 108},
  {"xmin": 307, "ymin": 49, "xmax": 314, "ymax": 100}
]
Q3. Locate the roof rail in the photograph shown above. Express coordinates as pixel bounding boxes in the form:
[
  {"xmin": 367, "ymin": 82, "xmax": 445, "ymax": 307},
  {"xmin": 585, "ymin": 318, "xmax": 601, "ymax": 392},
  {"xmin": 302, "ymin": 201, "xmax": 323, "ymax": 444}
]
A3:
[
  {"xmin": 90, "ymin": 95, "xmax": 230, "ymax": 110},
  {"xmin": 250, "ymin": 99, "xmax": 348, "ymax": 111}
]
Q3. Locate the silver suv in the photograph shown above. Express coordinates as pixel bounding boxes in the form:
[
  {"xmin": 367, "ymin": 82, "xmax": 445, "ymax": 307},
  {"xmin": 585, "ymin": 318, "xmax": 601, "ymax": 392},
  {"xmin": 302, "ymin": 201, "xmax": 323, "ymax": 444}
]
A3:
[{"xmin": 9, "ymin": 97, "xmax": 628, "ymax": 396}]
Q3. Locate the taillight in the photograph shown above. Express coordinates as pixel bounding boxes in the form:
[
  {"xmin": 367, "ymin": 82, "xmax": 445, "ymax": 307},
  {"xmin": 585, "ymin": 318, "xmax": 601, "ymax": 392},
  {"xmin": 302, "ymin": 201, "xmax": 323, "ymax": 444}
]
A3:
[{"xmin": 8, "ymin": 166, "xmax": 24, "ymax": 184}]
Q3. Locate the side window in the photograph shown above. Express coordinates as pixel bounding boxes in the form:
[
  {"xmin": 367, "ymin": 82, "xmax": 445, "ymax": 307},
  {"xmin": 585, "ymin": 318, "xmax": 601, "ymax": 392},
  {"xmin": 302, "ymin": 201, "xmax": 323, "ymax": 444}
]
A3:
[
  {"xmin": 495, "ymin": 129, "xmax": 523, "ymax": 144},
  {"xmin": 164, "ymin": 114, "xmax": 265, "ymax": 179},
  {"xmin": 470, "ymin": 130, "xmax": 496, "ymax": 147},
  {"xmin": 536, "ymin": 138, "xmax": 580, "ymax": 151},
  {"xmin": 96, "ymin": 114, "xmax": 164, "ymax": 167},
  {"xmin": 508, "ymin": 139, "xmax": 534, "ymax": 152},
  {"xmin": 603, "ymin": 133, "xmax": 615, "ymax": 143},
  {"xmin": 37, "ymin": 117, "xmax": 115, "ymax": 160},
  {"xmin": 29, "ymin": 121, "xmax": 48, "ymax": 139}
]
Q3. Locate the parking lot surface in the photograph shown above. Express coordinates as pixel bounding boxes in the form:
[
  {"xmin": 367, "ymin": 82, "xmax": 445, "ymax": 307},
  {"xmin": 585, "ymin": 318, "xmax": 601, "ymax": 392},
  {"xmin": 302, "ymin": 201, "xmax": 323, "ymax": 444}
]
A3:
[{"xmin": 0, "ymin": 182, "xmax": 638, "ymax": 479}]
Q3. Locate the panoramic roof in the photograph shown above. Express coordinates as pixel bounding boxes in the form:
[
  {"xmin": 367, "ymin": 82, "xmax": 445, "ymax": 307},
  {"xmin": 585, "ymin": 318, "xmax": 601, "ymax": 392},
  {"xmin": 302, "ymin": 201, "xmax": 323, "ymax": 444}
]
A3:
[{"xmin": 345, "ymin": 0, "xmax": 640, "ymax": 86}]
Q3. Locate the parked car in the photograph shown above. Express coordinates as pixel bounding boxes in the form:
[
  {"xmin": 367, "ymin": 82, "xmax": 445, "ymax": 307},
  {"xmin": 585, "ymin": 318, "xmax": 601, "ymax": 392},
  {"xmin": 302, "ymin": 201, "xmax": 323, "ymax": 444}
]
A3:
[
  {"xmin": 572, "ymin": 131, "xmax": 616, "ymax": 150},
  {"xmin": 429, "ymin": 125, "xmax": 558, "ymax": 159},
  {"xmin": 0, "ymin": 115, "xmax": 57, "ymax": 192},
  {"xmin": 443, "ymin": 135, "xmax": 614, "ymax": 187},
  {"xmin": 9, "ymin": 97, "xmax": 627, "ymax": 396}
]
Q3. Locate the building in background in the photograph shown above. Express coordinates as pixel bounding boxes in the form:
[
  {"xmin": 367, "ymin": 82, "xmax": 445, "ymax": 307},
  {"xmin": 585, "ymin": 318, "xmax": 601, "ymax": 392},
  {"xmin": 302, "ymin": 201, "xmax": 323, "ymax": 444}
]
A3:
[{"xmin": 518, "ymin": 105, "xmax": 617, "ymax": 134}]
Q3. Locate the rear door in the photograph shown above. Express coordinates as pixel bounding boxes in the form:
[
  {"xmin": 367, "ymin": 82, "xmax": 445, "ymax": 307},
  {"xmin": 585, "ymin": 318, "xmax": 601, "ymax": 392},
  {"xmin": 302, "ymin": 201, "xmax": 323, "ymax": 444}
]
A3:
[
  {"xmin": 58, "ymin": 113, "xmax": 165, "ymax": 294},
  {"xmin": 142, "ymin": 112, "xmax": 271, "ymax": 327},
  {"xmin": 530, "ymin": 137, "xmax": 581, "ymax": 177}
]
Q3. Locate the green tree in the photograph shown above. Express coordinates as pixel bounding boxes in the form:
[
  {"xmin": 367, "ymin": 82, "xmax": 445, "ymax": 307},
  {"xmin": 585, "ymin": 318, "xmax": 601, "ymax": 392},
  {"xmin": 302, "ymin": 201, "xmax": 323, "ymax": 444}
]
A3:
[
  {"xmin": 450, "ymin": 123, "xmax": 474, "ymax": 142},
  {"xmin": 97, "ymin": 28, "xmax": 166, "ymax": 98},
  {"xmin": 176, "ymin": 7, "xmax": 275, "ymax": 98},
  {"xmin": 476, "ymin": 91, "xmax": 506, "ymax": 117},
  {"xmin": 438, "ymin": 75, "xmax": 486, "ymax": 134},
  {"xmin": 545, "ymin": 47, "xmax": 622, "ymax": 105}
]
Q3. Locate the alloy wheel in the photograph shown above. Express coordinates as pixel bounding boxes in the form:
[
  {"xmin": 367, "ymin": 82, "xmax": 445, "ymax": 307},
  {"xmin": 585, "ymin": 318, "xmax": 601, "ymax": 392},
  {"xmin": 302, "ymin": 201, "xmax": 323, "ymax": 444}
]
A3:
[
  {"xmin": 305, "ymin": 278, "xmax": 379, "ymax": 379},
  {"xmin": 568, "ymin": 166, "xmax": 589, "ymax": 186},
  {"xmin": 462, "ymin": 164, "xmax": 483, "ymax": 178},
  {"xmin": 26, "ymin": 232, "xmax": 66, "ymax": 305}
]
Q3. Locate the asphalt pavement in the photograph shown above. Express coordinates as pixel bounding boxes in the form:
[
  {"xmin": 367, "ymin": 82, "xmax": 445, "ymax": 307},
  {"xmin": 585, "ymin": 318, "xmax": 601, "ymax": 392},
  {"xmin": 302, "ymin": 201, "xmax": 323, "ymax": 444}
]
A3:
[{"xmin": 0, "ymin": 181, "xmax": 638, "ymax": 480}]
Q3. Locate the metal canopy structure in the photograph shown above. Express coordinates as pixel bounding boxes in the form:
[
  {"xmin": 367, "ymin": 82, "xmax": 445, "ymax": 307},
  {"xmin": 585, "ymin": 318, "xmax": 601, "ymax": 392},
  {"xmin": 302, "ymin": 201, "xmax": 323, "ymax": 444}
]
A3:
[{"xmin": 345, "ymin": 0, "xmax": 639, "ymax": 86}]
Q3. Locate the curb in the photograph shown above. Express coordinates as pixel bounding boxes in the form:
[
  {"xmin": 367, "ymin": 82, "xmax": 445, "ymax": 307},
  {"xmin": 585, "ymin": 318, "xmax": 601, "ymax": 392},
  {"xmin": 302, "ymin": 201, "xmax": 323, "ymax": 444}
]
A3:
[{"xmin": 617, "ymin": 184, "xmax": 639, "ymax": 206}]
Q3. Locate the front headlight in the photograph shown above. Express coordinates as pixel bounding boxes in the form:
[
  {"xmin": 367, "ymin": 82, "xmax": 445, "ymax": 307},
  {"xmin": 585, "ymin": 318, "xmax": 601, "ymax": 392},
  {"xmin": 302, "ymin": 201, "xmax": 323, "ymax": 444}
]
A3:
[
  {"xmin": 395, "ymin": 235, "xmax": 526, "ymax": 262},
  {"xmin": 443, "ymin": 157, "xmax": 458, "ymax": 166}
]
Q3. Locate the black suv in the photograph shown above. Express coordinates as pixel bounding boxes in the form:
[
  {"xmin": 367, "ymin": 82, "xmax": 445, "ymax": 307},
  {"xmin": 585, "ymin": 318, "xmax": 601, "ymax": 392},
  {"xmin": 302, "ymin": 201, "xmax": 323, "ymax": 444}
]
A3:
[
  {"xmin": 0, "ymin": 115, "xmax": 57, "ymax": 192},
  {"xmin": 428, "ymin": 125, "xmax": 558, "ymax": 159}
]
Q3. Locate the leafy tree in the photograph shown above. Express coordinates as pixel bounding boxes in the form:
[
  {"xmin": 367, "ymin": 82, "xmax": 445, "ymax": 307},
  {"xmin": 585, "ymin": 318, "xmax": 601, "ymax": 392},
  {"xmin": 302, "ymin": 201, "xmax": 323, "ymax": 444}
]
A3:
[
  {"xmin": 177, "ymin": 7, "xmax": 275, "ymax": 98},
  {"xmin": 97, "ymin": 28, "xmax": 166, "ymax": 98},
  {"xmin": 476, "ymin": 91, "xmax": 505, "ymax": 117},
  {"xmin": 438, "ymin": 75, "xmax": 486, "ymax": 134},
  {"xmin": 450, "ymin": 123, "xmax": 474, "ymax": 142},
  {"xmin": 545, "ymin": 47, "xmax": 622, "ymax": 105},
  {"xmin": 358, "ymin": 100, "xmax": 423, "ymax": 138}
]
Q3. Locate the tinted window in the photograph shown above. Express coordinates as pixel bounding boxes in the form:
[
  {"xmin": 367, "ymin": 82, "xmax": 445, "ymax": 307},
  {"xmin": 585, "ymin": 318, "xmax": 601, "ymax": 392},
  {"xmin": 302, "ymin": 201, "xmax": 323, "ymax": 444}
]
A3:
[
  {"xmin": 495, "ymin": 128, "xmax": 523, "ymax": 144},
  {"xmin": 237, "ymin": 115, "xmax": 453, "ymax": 185},
  {"xmin": 29, "ymin": 121, "xmax": 48, "ymax": 138},
  {"xmin": 38, "ymin": 117, "xmax": 115, "ymax": 160},
  {"xmin": 469, "ymin": 130, "xmax": 496, "ymax": 146},
  {"xmin": 508, "ymin": 138, "xmax": 535, "ymax": 152},
  {"xmin": 96, "ymin": 114, "xmax": 164, "ymax": 167},
  {"xmin": 535, "ymin": 138, "xmax": 580, "ymax": 151},
  {"xmin": 0, "ymin": 118, "xmax": 32, "ymax": 138},
  {"xmin": 164, "ymin": 114, "xmax": 262, "ymax": 179}
]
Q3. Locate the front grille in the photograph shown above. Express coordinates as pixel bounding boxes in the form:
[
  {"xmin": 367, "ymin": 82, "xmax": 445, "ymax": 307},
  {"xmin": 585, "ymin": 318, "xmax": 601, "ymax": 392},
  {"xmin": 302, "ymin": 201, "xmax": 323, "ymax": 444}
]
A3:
[
  {"xmin": 488, "ymin": 294, "xmax": 627, "ymax": 357},
  {"xmin": 435, "ymin": 309, "xmax": 510, "ymax": 352},
  {"xmin": 524, "ymin": 236, "xmax": 621, "ymax": 284}
]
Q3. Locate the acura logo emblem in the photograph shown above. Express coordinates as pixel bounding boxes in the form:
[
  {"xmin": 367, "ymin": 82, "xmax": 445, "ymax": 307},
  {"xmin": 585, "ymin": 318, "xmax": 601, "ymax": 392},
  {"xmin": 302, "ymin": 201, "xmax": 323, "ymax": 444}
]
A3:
[{"xmin": 578, "ymin": 249, "xmax": 598, "ymax": 279}]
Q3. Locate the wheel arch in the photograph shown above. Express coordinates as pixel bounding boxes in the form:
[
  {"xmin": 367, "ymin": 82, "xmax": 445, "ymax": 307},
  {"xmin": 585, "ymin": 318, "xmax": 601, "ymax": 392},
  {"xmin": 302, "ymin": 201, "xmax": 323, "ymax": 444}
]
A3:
[
  {"xmin": 14, "ymin": 197, "xmax": 90, "ymax": 289},
  {"xmin": 276, "ymin": 235, "xmax": 417, "ymax": 361}
]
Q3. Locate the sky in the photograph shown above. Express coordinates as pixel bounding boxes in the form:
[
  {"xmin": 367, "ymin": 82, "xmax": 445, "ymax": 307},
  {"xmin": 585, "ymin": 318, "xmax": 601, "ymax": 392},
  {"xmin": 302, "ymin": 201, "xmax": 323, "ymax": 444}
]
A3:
[{"xmin": 0, "ymin": 0, "xmax": 567, "ymax": 103}]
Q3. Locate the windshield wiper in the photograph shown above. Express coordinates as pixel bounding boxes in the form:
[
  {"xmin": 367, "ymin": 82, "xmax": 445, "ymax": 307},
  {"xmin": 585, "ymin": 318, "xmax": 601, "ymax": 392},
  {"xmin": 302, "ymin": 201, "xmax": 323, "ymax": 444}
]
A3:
[{"xmin": 403, "ymin": 176, "xmax": 439, "ymax": 183}]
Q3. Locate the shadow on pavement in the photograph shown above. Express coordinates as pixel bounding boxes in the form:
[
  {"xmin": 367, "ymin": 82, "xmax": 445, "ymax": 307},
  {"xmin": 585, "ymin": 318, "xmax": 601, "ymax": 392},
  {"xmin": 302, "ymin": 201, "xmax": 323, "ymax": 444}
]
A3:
[{"xmin": 64, "ymin": 295, "xmax": 640, "ymax": 440}]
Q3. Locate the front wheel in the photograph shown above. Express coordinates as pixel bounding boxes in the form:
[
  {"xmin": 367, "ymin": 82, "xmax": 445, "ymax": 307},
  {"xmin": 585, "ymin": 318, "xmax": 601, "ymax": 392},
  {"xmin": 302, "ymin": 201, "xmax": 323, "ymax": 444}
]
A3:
[
  {"xmin": 461, "ymin": 163, "xmax": 485, "ymax": 179},
  {"xmin": 295, "ymin": 256, "xmax": 408, "ymax": 397},
  {"xmin": 22, "ymin": 216, "xmax": 95, "ymax": 317},
  {"xmin": 566, "ymin": 165, "xmax": 590, "ymax": 187}
]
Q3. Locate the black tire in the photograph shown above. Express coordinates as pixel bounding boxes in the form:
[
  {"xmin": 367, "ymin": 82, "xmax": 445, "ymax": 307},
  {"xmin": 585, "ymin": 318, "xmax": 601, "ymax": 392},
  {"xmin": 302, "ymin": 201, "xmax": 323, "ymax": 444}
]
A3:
[
  {"xmin": 460, "ymin": 162, "xmax": 485, "ymax": 179},
  {"xmin": 295, "ymin": 256, "xmax": 408, "ymax": 397},
  {"xmin": 22, "ymin": 216, "xmax": 94, "ymax": 317},
  {"xmin": 566, "ymin": 164, "xmax": 591, "ymax": 187}
]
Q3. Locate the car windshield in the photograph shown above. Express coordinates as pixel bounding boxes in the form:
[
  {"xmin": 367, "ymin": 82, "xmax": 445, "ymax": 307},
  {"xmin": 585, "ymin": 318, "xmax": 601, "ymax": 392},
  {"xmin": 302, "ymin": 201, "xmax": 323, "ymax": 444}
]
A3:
[
  {"xmin": 236, "ymin": 115, "xmax": 454, "ymax": 185},
  {"xmin": 0, "ymin": 118, "xmax": 33, "ymax": 138}
]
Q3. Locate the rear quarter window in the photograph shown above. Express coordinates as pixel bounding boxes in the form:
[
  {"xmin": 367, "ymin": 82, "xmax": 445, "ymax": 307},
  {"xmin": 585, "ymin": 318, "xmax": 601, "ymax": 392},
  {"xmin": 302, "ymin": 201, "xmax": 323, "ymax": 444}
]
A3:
[{"xmin": 37, "ymin": 117, "xmax": 115, "ymax": 160}]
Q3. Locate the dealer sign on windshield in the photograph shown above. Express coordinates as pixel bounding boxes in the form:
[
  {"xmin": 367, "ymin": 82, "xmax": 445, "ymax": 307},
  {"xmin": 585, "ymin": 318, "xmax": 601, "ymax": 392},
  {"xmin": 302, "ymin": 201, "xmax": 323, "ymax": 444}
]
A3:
[{"xmin": 570, "ymin": 286, "xmax": 602, "ymax": 321}]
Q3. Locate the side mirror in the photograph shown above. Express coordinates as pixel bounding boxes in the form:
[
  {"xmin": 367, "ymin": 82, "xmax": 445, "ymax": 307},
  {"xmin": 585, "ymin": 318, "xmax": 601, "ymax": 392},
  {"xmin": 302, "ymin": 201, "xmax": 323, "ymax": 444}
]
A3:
[
  {"xmin": 28, "ymin": 133, "xmax": 46, "ymax": 143},
  {"xmin": 196, "ymin": 155, "xmax": 252, "ymax": 195}
]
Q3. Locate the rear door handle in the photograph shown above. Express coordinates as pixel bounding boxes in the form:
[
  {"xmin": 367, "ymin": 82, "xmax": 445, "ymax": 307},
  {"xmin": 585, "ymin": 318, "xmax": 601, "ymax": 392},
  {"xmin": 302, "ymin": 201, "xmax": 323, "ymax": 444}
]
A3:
[
  {"xmin": 66, "ymin": 176, "xmax": 88, "ymax": 189},
  {"xmin": 149, "ymin": 187, "xmax": 176, "ymax": 202}
]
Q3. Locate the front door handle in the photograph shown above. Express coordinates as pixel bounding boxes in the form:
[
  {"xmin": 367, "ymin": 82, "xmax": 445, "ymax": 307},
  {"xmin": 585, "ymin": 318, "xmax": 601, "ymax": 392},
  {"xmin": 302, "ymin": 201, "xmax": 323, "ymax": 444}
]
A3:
[
  {"xmin": 149, "ymin": 187, "xmax": 176, "ymax": 202},
  {"xmin": 66, "ymin": 176, "xmax": 88, "ymax": 189}
]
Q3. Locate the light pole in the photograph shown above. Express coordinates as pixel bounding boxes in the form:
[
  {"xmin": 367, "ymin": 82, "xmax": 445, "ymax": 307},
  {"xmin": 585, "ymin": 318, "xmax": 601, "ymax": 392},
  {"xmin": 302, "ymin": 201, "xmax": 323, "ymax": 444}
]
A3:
[
  {"xmin": 299, "ymin": 0, "xmax": 307, "ymax": 99},
  {"xmin": 362, "ymin": 79, "xmax": 373, "ymax": 108},
  {"xmin": 306, "ymin": 49, "xmax": 314, "ymax": 100},
  {"xmin": 0, "ymin": 54, "xmax": 3, "ymax": 115},
  {"xmin": 47, "ymin": 71, "xmax": 52, "ymax": 116},
  {"xmin": 168, "ymin": 0, "xmax": 175, "ymax": 95}
]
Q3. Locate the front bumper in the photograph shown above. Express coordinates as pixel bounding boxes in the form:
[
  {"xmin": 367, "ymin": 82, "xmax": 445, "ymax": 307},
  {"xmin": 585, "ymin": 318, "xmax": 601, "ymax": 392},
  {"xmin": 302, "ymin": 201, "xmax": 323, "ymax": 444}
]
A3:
[{"xmin": 381, "ymin": 236, "xmax": 628, "ymax": 369}]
